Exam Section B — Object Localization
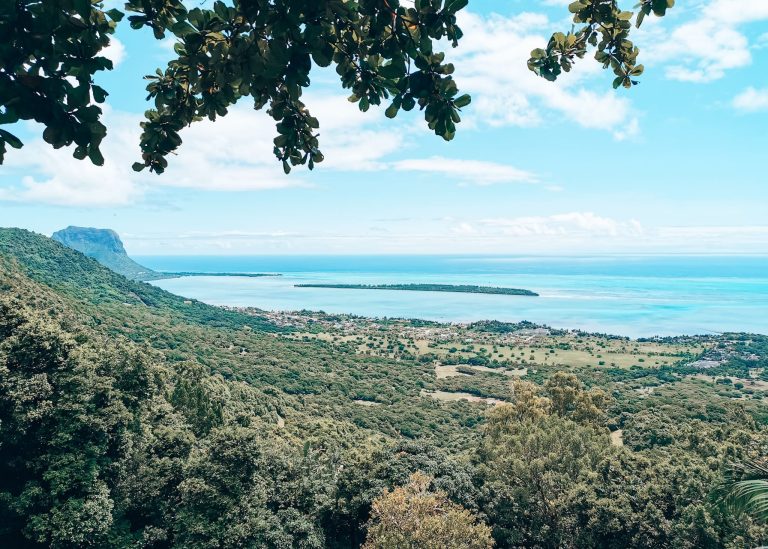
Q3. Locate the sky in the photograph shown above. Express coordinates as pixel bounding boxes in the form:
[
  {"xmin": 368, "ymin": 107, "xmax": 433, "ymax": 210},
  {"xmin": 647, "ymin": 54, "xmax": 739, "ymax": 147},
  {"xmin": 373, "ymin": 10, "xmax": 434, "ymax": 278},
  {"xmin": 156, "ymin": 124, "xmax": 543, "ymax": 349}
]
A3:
[{"xmin": 1, "ymin": 0, "xmax": 767, "ymax": 255}]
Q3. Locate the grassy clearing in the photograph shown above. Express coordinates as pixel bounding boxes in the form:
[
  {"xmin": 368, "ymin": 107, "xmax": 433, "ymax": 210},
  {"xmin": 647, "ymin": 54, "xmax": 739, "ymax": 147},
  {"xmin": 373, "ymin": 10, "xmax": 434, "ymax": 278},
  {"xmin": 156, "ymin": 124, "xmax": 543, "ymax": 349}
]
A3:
[
  {"xmin": 421, "ymin": 389, "xmax": 504, "ymax": 405},
  {"xmin": 291, "ymin": 330, "xmax": 705, "ymax": 371}
]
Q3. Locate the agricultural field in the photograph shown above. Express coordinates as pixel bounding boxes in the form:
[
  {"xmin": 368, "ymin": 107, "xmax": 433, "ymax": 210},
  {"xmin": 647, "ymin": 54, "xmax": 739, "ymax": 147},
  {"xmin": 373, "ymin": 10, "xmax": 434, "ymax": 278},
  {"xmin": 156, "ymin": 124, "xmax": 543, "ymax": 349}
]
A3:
[{"xmin": 284, "ymin": 320, "xmax": 706, "ymax": 370}]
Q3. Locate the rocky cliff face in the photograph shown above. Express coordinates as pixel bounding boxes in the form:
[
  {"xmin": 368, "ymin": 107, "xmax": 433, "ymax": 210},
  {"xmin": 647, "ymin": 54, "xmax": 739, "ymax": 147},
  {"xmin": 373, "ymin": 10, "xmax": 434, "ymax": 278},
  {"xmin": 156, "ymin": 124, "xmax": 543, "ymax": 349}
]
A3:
[
  {"xmin": 51, "ymin": 226, "xmax": 160, "ymax": 281},
  {"xmin": 52, "ymin": 226, "xmax": 127, "ymax": 256}
]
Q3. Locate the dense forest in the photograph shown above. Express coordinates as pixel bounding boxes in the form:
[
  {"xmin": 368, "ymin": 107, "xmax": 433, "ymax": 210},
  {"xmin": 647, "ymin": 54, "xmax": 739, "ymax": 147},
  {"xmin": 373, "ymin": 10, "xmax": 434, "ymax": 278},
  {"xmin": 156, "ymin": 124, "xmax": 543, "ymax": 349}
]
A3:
[{"xmin": 1, "ymin": 228, "xmax": 767, "ymax": 548}]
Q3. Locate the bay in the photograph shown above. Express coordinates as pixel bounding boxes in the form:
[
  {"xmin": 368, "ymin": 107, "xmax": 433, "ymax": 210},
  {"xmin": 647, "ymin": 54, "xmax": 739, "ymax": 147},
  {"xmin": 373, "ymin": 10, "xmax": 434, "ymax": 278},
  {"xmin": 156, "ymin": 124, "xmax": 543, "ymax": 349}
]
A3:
[{"xmin": 136, "ymin": 255, "xmax": 768, "ymax": 338}]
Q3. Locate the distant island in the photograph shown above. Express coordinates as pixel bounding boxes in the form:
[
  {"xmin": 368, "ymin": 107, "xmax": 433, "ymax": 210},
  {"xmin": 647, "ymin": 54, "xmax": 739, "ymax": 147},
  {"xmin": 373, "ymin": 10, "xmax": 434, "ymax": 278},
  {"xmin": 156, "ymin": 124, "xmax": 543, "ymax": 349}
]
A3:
[{"xmin": 294, "ymin": 283, "xmax": 539, "ymax": 296}]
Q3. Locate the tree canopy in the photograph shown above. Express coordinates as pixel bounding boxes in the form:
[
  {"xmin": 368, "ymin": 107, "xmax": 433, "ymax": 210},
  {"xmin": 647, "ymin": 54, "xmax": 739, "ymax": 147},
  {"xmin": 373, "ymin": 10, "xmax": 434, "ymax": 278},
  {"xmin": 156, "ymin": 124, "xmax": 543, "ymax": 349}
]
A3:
[
  {"xmin": 2, "ymin": 228, "xmax": 768, "ymax": 547},
  {"xmin": 1, "ymin": 0, "xmax": 674, "ymax": 172}
]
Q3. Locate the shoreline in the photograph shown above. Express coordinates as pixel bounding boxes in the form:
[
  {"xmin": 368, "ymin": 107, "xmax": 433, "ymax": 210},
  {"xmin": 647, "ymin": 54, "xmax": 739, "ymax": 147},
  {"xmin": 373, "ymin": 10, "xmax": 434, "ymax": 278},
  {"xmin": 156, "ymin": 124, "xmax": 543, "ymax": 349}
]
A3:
[{"xmin": 226, "ymin": 306, "xmax": 729, "ymax": 343}]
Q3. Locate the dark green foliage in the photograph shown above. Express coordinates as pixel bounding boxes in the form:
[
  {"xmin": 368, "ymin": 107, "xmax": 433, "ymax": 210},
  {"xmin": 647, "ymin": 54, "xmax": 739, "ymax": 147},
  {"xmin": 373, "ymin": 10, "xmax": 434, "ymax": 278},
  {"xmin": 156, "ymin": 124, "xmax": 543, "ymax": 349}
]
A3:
[
  {"xmin": 328, "ymin": 440, "xmax": 480, "ymax": 547},
  {"xmin": 715, "ymin": 459, "xmax": 768, "ymax": 523},
  {"xmin": 0, "ymin": 299, "xmax": 151, "ymax": 546},
  {"xmin": 0, "ymin": 0, "xmax": 121, "ymax": 164},
  {"xmin": 173, "ymin": 426, "xmax": 333, "ymax": 548},
  {"xmin": 129, "ymin": 0, "xmax": 470, "ymax": 174},
  {"xmin": 528, "ymin": 0, "xmax": 674, "ymax": 91},
  {"xmin": 477, "ymin": 381, "xmax": 767, "ymax": 548},
  {"xmin": 470, "ymin": 320, "xmax": 556, "ymax": 334},
  {"xmin": 2, "ymin": 1, "xmax": 671, "ymax": 173},
  {"xmin": 2, "ymin": 0, "xmax": 469, "ymax": 173}
]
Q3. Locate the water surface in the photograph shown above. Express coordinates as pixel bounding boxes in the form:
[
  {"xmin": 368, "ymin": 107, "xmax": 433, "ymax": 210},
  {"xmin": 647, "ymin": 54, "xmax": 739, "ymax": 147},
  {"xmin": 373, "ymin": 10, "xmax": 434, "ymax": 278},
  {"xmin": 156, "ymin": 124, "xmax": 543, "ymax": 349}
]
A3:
[{"xmin": 137, "ymin": 255, "xmax": 768, "ymax": 338}]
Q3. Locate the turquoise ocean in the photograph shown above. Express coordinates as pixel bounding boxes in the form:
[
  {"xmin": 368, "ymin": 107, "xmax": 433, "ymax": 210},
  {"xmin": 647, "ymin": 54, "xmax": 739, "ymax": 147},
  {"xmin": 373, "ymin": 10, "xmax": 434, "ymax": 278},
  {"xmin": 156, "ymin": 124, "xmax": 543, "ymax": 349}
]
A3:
[{"xmin": 136, "ymin": 255, "xmax": 768, "ymax": 338}]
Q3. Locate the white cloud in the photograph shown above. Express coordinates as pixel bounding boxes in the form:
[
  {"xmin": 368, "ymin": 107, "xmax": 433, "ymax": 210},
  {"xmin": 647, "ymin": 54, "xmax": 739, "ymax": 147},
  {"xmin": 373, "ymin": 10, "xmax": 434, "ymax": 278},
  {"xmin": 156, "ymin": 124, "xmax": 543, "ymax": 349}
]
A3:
[
  {"xmin": 121, "ymin": 219, "xmax": 768, "ymax": 255},
  {"xmin": 655, "ymin": 225, "xmax": 768, "ymax": 251},
  {"xmin": 1, "ymin": 89, "xmax": 548, "ymax": 205},
  {"xmin": 732, "ymin": 87, "xmax": 768, "ymax": 112},
  {"xmin": 659, "ymin": 225, "xmax": 768, "ymax": 238},
  {"xmin": 452, "ymin": 222, "xmax": 477, "ymax": 235},
  {"xmin": 449, "ymin": 11, "xmax": 639, "ymax": 138},
  {"xmin": 392, "ymin": 157, "xmax": 538, "ymax": 185},
  {"xmin": 1, "ymin": 111, "xmax": 142, "ymax": 206},
  {"xmin": 0, "ymin": 94, "xmax": 412, "ymax": 205},
  {"xmin": 705, "ymin": 0, "xmax": 768, "ymax": 25},
  {"xmin": 612, "ymin": 118, "xmax": 640, "ymax": 141},
  {"xmin": 641, "ymin": 0, "xmax": 768, "ymax": 83},
  {"xmin": 103, "ymin": 37, "xmax": 126, "ymax": 68},
  {"xmin": 478, "ymin": 212, "xmax": 644, "ymax": 238}
]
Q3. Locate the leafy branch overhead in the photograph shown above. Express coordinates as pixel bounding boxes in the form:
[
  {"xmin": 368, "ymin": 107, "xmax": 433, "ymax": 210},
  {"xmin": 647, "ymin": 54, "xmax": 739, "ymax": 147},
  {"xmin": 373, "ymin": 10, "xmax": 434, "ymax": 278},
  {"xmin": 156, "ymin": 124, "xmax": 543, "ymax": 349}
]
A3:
[
  {"xmin": 127, "ymin": 0, "xmax": 470, "ymax": 174},
  {"xmin": 0, "ymin": 0, "xmax": 673, "ymax": 174},
  {"xmin": 528, "ymin": 0, "xmax": 675, "ymax": 89}
]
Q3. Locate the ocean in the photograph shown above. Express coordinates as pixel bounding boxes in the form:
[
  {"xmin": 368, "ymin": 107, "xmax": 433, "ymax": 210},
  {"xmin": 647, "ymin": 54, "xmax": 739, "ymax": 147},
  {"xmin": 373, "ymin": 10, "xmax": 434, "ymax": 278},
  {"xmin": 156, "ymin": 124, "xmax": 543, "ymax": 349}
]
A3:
[{"xmin": 135, "ymin": 255, "xmax": 768, "ymax": 338}]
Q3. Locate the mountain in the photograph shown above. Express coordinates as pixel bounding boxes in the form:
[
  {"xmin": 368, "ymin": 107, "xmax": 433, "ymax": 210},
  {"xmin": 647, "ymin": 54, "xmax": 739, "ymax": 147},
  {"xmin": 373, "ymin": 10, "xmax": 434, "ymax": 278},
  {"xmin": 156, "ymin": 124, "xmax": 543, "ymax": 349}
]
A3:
[{"xmin": 51, "ymin": 225, "xmax": 163, "ymax": 281}]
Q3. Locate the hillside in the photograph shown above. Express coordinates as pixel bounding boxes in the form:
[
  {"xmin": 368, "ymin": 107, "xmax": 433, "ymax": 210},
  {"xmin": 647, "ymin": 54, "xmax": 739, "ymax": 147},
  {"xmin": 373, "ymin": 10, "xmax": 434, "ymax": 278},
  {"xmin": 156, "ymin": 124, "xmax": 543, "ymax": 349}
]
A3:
[
  {"xmin": 51, "ymin": 225, "xmax": 164, "ymax": 281},
  {"xmin": 1, "ymin": 229, "xmax": 767, "ymax": 548},
  {"xmin": 0, "ymin": 228, "xmax": 280, "ymax": 333}
]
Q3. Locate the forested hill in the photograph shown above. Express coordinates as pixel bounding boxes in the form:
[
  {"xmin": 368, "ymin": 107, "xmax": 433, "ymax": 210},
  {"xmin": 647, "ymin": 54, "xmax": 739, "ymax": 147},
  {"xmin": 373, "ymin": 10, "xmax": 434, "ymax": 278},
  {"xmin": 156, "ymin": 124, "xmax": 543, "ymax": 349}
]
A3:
[
  {"xmin": 1, "ymin": 228, "xmax": 767, "ymax": 548},
  {"xmin": 0, "ymin": 228, "xmax": 280, "ymax": 332}
]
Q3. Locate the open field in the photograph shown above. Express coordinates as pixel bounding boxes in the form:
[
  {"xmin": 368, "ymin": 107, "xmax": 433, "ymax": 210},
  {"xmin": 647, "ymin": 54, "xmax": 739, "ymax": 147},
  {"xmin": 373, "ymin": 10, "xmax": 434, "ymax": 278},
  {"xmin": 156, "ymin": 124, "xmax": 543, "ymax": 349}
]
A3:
[
  {"xmin": 421, "ymin": 389, "xmax": 504, "ymax": 405},
  {"xmin": 689, "ymin": 374, "xmax": 768, "ymax": 391},
  {"xmin": 289, "ymin": 330, "xmax": 705, "ymax": 370}
]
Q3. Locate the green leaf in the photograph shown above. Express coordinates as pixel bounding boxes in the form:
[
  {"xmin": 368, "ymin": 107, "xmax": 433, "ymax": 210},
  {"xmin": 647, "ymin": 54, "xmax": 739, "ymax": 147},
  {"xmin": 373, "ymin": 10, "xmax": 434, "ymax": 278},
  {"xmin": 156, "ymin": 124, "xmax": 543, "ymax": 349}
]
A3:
[
  {"xmin": 73, "ymin": 145, "xmax": 88, "ymax": 160},
  {"xmin": 453, "ymin": 94, "xmax": 471, "ymax": 108},
  {"xmin": 171, "ymin": 21, "xmax": 197, "ymax": 37},
  {"xmin": 106, "ymin": 8, "xmax": 124, "ymax": 22},
  {"xmin": 445, "ymin": 0, "xmax": 469, "ymax": 14},
  {"xmin": 88, "ymin": 146, "xmax": 105, "ymax": 166},
  {"xmin": 0, "ymin": 129, "xmax": 23, "ymax": 149},
  {"xmin": 379, "ymin": 62, "xmax": 405, "ymax": 79},
  {"xmin": 68, "ymin": 85, "xmax": 90, "ymax": 109},
  {"xmin": 92, "ymin": 85, "xmax": 108, "ymax": 103}
]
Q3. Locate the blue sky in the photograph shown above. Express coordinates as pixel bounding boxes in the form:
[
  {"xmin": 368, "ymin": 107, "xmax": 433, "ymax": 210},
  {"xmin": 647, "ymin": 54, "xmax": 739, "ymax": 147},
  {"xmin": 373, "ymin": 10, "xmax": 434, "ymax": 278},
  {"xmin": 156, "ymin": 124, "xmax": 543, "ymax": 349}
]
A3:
[{"xmin": 1, "ymin": 0, "xmax": 767, "ymax": 255}]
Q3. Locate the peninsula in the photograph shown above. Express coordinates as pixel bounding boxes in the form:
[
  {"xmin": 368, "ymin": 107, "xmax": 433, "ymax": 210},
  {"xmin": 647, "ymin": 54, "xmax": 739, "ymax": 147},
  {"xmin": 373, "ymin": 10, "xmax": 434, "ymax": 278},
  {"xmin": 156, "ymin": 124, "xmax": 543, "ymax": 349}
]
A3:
[
  {"xmin": 158, "ymin": 271, "xmax": 281, "ymax": 279},
  {"xmin": 52, "ymin": 226, "xmax": 279, "ymax": 281},
  {"xmin": 294, "ymin": 283, "xmax": 539, "ymax": 296}
]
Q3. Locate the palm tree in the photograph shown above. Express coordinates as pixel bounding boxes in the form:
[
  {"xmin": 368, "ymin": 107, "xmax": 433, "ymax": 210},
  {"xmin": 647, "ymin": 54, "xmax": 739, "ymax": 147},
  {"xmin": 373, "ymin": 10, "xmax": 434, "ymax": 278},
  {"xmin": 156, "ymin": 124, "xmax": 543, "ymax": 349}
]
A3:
[{"xmin": 717, "ymin": 458, "xmax": 768, "ymax": 523}]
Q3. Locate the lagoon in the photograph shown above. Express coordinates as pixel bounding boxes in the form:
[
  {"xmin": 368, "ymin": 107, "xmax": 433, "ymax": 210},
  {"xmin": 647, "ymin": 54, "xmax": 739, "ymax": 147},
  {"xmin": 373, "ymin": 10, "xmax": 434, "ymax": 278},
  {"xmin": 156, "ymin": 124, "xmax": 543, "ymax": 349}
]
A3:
[{"xmin": 137, "ymin": 255, "xmax": 768, "ymax": 338}]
